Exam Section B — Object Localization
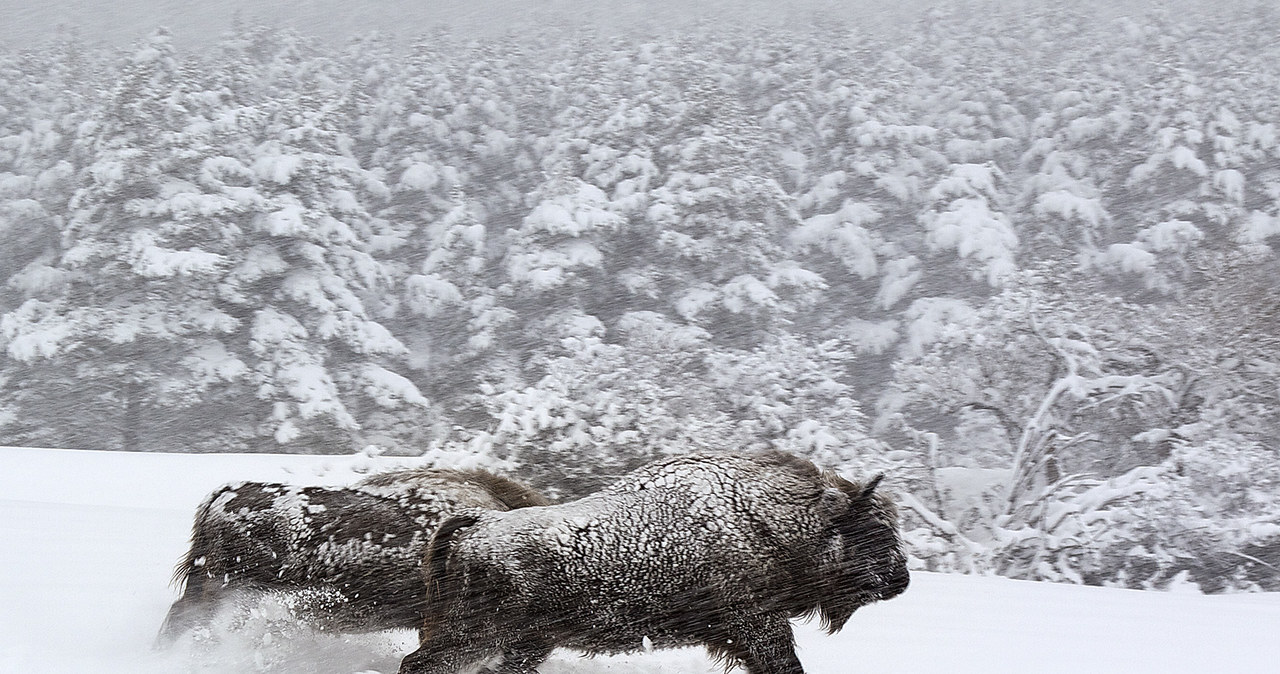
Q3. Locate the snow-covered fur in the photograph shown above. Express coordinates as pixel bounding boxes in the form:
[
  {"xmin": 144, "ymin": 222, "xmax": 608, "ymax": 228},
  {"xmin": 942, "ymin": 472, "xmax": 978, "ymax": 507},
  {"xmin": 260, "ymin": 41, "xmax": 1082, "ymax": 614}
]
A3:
[
  {"xmin": 156, "ymin": 468, "xmax": 547, "ymax": 646},
  {"xmin": 399, "ymin": 452, "xmax": 909, "ymax": 674}
]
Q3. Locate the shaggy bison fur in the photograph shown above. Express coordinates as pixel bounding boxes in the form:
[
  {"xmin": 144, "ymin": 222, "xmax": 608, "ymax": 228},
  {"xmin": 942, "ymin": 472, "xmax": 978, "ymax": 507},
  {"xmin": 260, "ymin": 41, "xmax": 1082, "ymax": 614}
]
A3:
[
  {"xmin": 399, "ymin": 451, "xmax": 909, "ymax": 674},
  {"xmin": 156, "ymin": 467, "xmax": 547, "ymax": 646}
]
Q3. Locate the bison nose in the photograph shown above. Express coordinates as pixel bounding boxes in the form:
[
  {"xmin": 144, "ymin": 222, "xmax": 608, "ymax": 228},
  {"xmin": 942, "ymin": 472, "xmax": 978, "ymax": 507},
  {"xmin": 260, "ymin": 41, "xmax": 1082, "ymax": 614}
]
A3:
[{"xmin": 883, "ymin": 567, "xmax": 910, "ymax": 598}]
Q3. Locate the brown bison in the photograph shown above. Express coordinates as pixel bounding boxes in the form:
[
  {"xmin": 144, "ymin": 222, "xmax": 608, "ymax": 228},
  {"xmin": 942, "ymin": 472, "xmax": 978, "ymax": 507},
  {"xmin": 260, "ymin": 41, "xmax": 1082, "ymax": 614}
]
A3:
[
  {"xmin": 399, "ymin": 451, "xmax": 909, "ymax": 674},
  {"xmin": 156, "ymin": 467, "xmax": 548, "ymax": 647}
]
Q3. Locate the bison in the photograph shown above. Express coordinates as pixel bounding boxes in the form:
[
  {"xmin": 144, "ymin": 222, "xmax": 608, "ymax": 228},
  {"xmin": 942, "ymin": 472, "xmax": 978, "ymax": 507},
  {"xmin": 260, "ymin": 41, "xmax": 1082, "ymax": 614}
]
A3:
[
  {"xmin": 399, "ymin": 451, "xmax": 909, "ymax": 674},
  {"xmin": 156, "ymin": 466, "xmax": 548, "ymax": 647}
]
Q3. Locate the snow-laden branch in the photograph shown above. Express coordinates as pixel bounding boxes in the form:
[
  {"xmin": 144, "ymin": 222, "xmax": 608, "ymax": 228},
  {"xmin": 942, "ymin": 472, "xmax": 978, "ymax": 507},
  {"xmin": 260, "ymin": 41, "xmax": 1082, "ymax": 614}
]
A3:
[
  {"xmin": 1006, "ymin": 305, "xmax": 1179, "ymax": 515},
  {"xmin": 898, "ymin": 491, "xmax": 987, "ymax": 557}
]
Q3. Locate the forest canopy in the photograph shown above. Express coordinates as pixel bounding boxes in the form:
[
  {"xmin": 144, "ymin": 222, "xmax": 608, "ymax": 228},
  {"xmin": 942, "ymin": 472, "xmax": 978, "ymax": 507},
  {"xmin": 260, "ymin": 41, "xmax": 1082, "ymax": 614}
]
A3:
[{"xmin": 1, "ymin": 2, "xmax": 1278, "ymax": 591}]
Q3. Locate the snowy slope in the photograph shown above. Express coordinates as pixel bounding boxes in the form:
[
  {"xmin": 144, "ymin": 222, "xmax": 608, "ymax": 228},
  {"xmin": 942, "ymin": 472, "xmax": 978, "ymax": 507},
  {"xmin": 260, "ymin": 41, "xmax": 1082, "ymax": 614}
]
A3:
[{"xmin": 2, "ymin": 446, "xmax": 1277, "ymax": 673}]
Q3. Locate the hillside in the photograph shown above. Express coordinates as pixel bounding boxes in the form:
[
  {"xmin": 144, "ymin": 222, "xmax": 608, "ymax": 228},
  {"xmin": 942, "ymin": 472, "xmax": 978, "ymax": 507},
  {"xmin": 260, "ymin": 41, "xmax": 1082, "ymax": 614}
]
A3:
[
  {"xmin": 3, "ymin": 2, "xmax": 1279, "ymax": 592},
  {"xmin": 2, "ymin": 446, "xmax": 1279, "ymax": 673}
]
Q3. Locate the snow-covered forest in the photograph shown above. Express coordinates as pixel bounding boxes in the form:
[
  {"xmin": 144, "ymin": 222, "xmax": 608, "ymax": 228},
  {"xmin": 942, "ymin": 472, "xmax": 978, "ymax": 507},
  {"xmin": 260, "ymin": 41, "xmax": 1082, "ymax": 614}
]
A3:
[{"xmin": 1, "ymin": 1, "xmax": 1278, "ymax": 593}]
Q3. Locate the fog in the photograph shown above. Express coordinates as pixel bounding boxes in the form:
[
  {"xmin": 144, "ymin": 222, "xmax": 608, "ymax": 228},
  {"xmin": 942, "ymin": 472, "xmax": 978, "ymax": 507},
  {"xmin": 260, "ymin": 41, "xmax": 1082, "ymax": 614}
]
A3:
[
  {"xmin": 2, "ymin": 0, "xmax": 893, "ymax": 48},
  {"xmin": 0, "ymin": 0, "xmax": 1219, "ymax": 50}
]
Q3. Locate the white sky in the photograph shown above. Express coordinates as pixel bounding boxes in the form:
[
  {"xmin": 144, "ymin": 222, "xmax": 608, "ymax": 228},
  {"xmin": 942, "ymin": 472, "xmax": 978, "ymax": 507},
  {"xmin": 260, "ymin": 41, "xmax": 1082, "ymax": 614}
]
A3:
[{"xmin": 0, "ymin": 0, "xmax": 927, "ymax": 49}]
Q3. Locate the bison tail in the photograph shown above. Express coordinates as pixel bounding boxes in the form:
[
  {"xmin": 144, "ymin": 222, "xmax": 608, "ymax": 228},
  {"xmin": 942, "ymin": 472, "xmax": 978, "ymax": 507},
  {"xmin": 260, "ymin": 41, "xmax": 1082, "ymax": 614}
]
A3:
[
  {"xmin": 157, "ymin": 487, "xmax": 235, "ymax": 649},
  {"xmin": 424, "ymin": 512, "xmax": 480, "ymax": 593},
  {"xmin": 420, "ymin": 511, "xmax": 481, "ymax": 636},
  {"xmin": 170, "ymin": 486, "xmax": 228, "ymax": 591}
]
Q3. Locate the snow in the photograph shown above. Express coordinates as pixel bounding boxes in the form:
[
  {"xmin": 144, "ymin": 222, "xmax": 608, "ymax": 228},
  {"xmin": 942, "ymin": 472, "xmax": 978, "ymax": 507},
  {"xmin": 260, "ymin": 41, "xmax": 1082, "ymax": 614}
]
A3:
[
  {"xmin": 359, "ymin": 364, "xmax": 430, "ymax": 409},
  {"xmin": 255, "ymin": 154, "xmax": 305, "ymax": 185},
  {"xmin": 2, "ymin": 445, "xmax": 1277, "ymax": 674},
  {"xmin": 2, "ymin": 259, "xmax": 70, "ymax": 296},
  {"xmin": 0, "ymin": 172, "xmax": 36, "ymax": 197},
  {"xmin": 1214, "ymin": 169, "xmax": 1245, "ymax": 204},
  {"xmin": 184, "ymin": 342, "xmax": 249, "ymax": 383},
  {"xmin": 845, "ymin": 318, "xmax": 899, "ymax": 355},
  {"xmin": 250, "ymin": 308, "xmax": 310, "ymax": 350},
  {"xmin": 721, "ymin": 274, "xmax": 778, "ymax": 313},
  {"xmin": 900, "ymin": 297, "xmax": 975, "ymax": 358},
  {"xmin": 1138, "ymin": 219, "xmax": 1204, "ymax": 253},
  {"xmin": 398, "ymin": 163, "xmax": 440, "ymax": 192},
  {"xmin": 1101, "ymin": 242, "xmax": 1157, "ymax": 274},
  {"xmin": 875, "ymin": 173, "xmax": 919, "ymax": 202},
  {"xmin": 675, "ymin": 285, "xmax": 719, "ymax": 320},
  {"xmin": 926, "ymin": 198, "xmax": 1018, "ymax": 285},
  {"xmin": 1066, "ymin": 115, "xmax": 1107, "ymax": 143},
  {"xmin": 796, "ymin": 171, "xmax": 847, "ymax": 211},
  {"xmin": 928, "ymin": 164, "xmax": 999, "ymax": 202},
  {"xmin": 792, "ymin": 201, "xmax": 881, "ymax": 279},
  {"xmin": 278, "ymin": 362, "xmax": 352, "ymax": 425},
  {"xmin": 1034, "ymin": 189, "xmax": 1106, "ymax": 228},
  {"xmin": 1238, "ymin": 210, "xmax": 1280, "ymax": 244},
  {"xmin": 875, "ymin": 256, "xmax": 921, "ymax": 310},
  {"xmin": 128, "ymin": 231, "xmax": 225, "ymax": 278},
  {"xmin": 264, "ymin": 204, "xmax": 309, "ymax": 237},
  {"xmin": 2, "ymin": 300, "xmax": 73, "ymax": 362},
  {"xmin": 404, "ymin": 273, "xmax": 464, "ymax": 315},
  {"xmin": 1169, "ymin": 146, "xmax": 1208, "ymax": 177},
  {"xmin": 521, "ymin": 183, "xmax": 624, "ymax": 237},
  {"xmin": 506, "ymin": 241, "xmax": 606, "ymax": 290}
]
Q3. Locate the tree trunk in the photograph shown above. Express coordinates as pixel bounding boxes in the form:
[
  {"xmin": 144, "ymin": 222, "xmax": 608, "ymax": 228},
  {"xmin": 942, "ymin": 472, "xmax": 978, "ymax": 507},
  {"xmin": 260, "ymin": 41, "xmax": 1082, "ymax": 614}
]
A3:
[{"xmin": 123, "ymin": 379, "xmax": 141, "ymax": 452}]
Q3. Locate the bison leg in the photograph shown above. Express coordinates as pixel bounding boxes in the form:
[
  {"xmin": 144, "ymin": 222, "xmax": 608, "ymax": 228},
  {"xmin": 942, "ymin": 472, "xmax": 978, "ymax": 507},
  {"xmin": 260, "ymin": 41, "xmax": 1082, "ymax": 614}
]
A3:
[
  {"xmin": 490, "ymin": 637, "xmax": 554, "ymax": 674},
  {"xmin": 712, "ymin": 613, "xmax": 804, "ymax": 674},
  {"xmin": 399, "ymin": 626, "xmax": 491, "ymax": 674}
]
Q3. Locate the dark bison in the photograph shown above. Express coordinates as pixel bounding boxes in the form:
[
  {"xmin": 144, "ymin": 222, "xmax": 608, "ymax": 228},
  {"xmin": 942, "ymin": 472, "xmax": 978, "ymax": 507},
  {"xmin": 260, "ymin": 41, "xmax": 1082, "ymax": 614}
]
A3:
[
  {"xmin": 399, "ymin": 451, "xmax": 909, "ymax": 674},
  {"xmin": 156, "ymin": 467, "xmax": 548, "ymax": 647}
]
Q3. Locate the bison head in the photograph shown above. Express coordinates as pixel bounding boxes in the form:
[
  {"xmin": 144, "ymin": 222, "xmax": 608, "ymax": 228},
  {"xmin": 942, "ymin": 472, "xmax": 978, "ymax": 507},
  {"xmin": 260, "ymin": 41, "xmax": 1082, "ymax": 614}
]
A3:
[{"xmin": 813, "ymin": 473, "xmax": 910, "ymax": 632}]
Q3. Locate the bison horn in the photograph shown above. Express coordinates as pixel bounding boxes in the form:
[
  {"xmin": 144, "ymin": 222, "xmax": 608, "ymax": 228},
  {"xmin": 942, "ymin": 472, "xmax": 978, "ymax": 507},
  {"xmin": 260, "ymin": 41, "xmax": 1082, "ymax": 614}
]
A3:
[{"xmin": 860, "ymin": 473, "xmax": 885, "ymax": 500}]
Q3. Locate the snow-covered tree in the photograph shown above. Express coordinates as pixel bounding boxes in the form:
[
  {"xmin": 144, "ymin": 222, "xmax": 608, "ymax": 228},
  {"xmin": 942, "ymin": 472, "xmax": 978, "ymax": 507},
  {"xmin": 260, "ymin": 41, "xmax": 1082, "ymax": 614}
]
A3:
[
  {"xmin": 1, "ymin": 30, "xmax": 427, "ymax": 452},
  {"xmin": 477, "ymin": 311, "xmax": 721, "ymax": 498}
]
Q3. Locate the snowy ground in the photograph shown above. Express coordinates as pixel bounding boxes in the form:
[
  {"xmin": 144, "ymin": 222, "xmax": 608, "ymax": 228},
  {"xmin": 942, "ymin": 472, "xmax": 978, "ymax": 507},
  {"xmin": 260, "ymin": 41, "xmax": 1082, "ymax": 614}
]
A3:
[{"xmin": 2, "ymin": 446, "xmax": 1278, "ymax": 673}]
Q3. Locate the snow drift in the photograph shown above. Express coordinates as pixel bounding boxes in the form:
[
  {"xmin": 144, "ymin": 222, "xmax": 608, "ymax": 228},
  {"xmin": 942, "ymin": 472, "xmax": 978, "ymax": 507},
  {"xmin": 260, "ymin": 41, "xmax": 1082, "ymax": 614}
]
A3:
[{"xmin": 1, "ymin": 445, "xmax": 1277, "ymax": 673}]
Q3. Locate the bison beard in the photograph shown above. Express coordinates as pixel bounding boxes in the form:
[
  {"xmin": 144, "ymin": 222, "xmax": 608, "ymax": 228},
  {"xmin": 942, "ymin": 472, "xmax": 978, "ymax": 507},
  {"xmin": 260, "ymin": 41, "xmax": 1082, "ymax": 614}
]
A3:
[
  {"xmin": 155, "ymin": 468, "xmax": 547, "ymax": 647},
  {"xmin": 399, "ymin": 452, "xmax": 909, "ymax": 674}
]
